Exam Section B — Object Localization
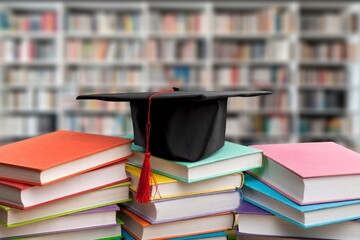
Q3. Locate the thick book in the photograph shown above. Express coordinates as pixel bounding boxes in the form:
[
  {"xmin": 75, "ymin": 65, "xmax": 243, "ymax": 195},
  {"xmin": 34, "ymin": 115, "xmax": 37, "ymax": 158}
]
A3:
[
  {"xmin": 122, "ymin": 189, "xmax": 241, "ymax": 223},
  {"xmin": 243, "ymin": 174, "xmax": 360, "ymax": 228},
  {"xmin": 237, "ymin": 201, "xmax": 360, "ymax": 240},
  {"xmin": 0, "ymin": 130, "xmax": 133, "ymax": 185},
  {"xmin": 0, "ymin": 182, "xmax": 130, "ymax": 228},
  {"xmin": 19, "ymin": 224, "xmax": 122, "ymax": 240},
  {"xmin": 249, "ymin": 142, "xmax": 360, "ymax": 204},
  {"xmin": 126, "ymin": 164, "xmax": 243, "ymax": 200},
  {"xmin": 0, "ymin": 205, "xmax": 119, "ymax": 239},
  {"xmin": 0, "ymin": 162, "xmax": 128, "ymax": 209},
  {"xmin": 122, "ymin": 228, "xmax": 227, "ymax": 240},
  {"xmin": 129, "ymin": 141, "xmax": 262, "ymax": 183},
  {"xmin": 119, "ymin": 208, "xmax": 235, "ymax": 240}
]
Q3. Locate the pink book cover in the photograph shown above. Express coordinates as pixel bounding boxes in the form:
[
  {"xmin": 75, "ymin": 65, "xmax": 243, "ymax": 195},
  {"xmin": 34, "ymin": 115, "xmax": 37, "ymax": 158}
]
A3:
[{"xmin": 250, "ymin": 142, "xmax": 360, "ymax": 178}]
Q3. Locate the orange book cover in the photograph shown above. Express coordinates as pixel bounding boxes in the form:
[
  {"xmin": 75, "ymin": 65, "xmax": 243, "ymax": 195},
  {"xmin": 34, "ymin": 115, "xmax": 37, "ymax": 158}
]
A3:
[{"xmin": 0, "ymin": 130, "xmax": 133, "ymax": 185}]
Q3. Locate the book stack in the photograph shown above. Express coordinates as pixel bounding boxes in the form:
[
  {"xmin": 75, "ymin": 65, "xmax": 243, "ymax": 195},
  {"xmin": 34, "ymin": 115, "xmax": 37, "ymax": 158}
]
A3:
[
  {"xmin": 239, "ymin": 142, "xmax": 360, "ymax": 239},
  {"xmin": 120, "ymin": 140, "xmax": 264, "ymax": 239},
  {"xmin": 0, "ymin": 130, "xmax": 134, "ymax": 239}
]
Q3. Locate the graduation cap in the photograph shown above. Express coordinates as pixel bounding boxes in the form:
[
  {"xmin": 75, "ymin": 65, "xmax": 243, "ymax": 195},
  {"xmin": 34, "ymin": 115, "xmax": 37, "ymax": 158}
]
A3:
[{"xmin": 76, "ymin": 88, "xmax": 271, "ymax": 202}]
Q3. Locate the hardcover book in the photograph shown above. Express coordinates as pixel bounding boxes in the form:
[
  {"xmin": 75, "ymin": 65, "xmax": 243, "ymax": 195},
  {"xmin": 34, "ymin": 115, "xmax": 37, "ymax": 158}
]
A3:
[
  {"xmin": 129, "ymin": 141, "xmax": 262, "ymax": 183},
  {"xmin": 119, "ymin": 208, "xmax": 234, "ymax": 240},
  {"xmin": 0, "ymin": 205, "xmax": 119, "ymax": 239},
  {"xmin": 237, "ymin": 201, "xmax": 360, "ymax": 239},
  {"xmin": 249, "ymin": 142, "xmax": 360, "ymax": 204},
  {"xmin": 0, "ymin": 182, "xmax": 131, "ymax": 228},
  {"xmin": 0, "ymin": 162, "xmax": 128, "ymax": 209},
  {"xmin": 126, "ymin": 164, "xmax": 243, "ymax": 200},
  {"xmin": 243, "ymin": 174, "xmax": 360, "ymax": 228},
  {"xmin": 0, "ymin": 130, "xmax": 133, "ymax": 185},
  {"xmin": 122, "ymin": 189, "xmax": 241, "ymax": 223}
]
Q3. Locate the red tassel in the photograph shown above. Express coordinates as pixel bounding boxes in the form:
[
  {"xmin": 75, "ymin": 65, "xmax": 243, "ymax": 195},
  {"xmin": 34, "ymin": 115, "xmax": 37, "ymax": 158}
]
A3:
[
  {"xmin": 135, "ymin": 89, "xmax": 174, "ymax": 203},
  {"xmin": 136, "ymin": 152, "xmax": 152, "ymax": 203}
]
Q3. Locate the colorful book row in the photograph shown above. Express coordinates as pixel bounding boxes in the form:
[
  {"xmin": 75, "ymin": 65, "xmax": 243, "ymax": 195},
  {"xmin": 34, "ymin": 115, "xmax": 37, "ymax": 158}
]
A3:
[
  {"xmin": 299, "ymin": 116, "xmax": 351, "ymax": 135},
  {"xmin": 67, "ymin": 11, "xmax": 140, "ymax": 33},
  {"xmin": 147, "ymin": 39, "xmax": 205, "ymax": 61},
  {"xmin": 299, "ymin": 90, "xmax": 345, "ymax": 111},
  {"xmin": 66, "ymin": 39, "xmax": 142, "ymax": 61},
  {"xmin": 300, "ymin": 12, "xmax": 345, "ymax": 34},
  {"xmin": 0, "ymin": 40, "xmax": 54, "ymax": 62},
  {"xmin": 214, "ymin": 39, "xmax": 289, "ymax": 60},
  {"xmin": 215, "ymin": 66, "xmax": 288, "ymax": 87},
  {"xmin": 64, "ymin": 115, "xmax": 132, "ymax": 136},
  {"xmin": 215, "ymin": 7, "xmax": 294, "ymax": 34},
  {"xmin": 0, "ymin": 10, "xmax": 56, "ymax": 32},
  {"xmin": 3, "ymin": 89, "xmax": 56, "ymax": 111},
  {"xmin": 301, "ymin": 41, "xmax": 347, "ymax": 61},
  {"xmin": 66, "ymin": 67, "xmax": 142, "ymax": 87},
  {"xmin": 299, "ymin": 68, "xmax": 346, "ymax": 86},
  {"xmin": 0, "ymin": 115, "xmax": 56, "ymax": 137},
  {"xmin": 6, "ymin": 68, "xmax": 56, "ymax": 86},
  {"xmin": 226, "ymin": 114, "xmax": 291, "ymax": 137},
  {"xmin": 150, "ymin": 11, "xmax": 203, "ymax": 33}
]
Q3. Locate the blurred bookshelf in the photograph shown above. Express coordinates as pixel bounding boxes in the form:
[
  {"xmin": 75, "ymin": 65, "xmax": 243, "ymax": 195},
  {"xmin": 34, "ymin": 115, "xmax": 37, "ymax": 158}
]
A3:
[{"xmin": 0, "ymin": 1, "xmax": 359, "ymax": 152}]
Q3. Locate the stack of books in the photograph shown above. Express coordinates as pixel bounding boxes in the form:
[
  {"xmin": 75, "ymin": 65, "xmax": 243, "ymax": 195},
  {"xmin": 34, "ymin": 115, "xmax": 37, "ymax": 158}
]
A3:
[
  {"xmin": 0, "ymin": 130, "xmax": 134, "ymax": 239},
  {"xmin": 120, "ymin": 140, "xmax": 264, "ymax": 239},
  {"xmin": 239, "ymin": 142, "xmax": 360, "ymax": 239}
]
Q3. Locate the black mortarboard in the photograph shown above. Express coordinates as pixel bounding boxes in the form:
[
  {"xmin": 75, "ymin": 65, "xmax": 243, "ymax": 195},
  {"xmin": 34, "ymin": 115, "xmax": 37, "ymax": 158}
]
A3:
[{"xmin": 76, "ymin": 88, "xmax": 271, "ymax": 202}]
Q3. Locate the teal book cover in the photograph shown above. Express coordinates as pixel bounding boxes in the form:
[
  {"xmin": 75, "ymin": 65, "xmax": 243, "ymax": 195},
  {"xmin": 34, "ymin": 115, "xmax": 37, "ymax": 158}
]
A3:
[
  {"xmin": 243, "ymin": 174, "xmax": 360, "ymax": 228},
  {"xmin": 126, "ymin": 134, "xmax": 262, "ymax": 182},
  {"xmin": 131, "ymin": 141, "xmax": 262, "ymax": 168}
]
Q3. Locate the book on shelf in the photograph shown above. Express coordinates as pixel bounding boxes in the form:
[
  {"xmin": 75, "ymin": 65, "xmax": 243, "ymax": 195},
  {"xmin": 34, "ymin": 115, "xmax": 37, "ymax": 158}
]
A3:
[
  {"xmin": 0, "ymin": 10, "xmax": 56, "ymax": 32},
  {"xmin": 0, "ymin": 130, "xmax": 133, "ymax": 185},
  {"xmin": 122, "ymin": 228, "xmax": 227, "ymax": 240},
  {"xmin": 122, "ymin": 189, "xmax": 241, "ymax": 224},
  {"xmin": 213, "ymin": 39, "xmax": 289, "ymax": 61},
  {"xmin": 119, "ymin": 208, "xmax": 234, "ymax": 240},
  {"xmin": 214, "ymin": 7, "xmax": 294, "ymax": 34},
  {"xmin": 126, "ymin": 164, "xmax": 243, "ymax": 200},
  {"xmin": 243, "ymin": 174, "xmax": 360, "ymax": 228},
  {"xmin": 248, "ymin": 142, "xmax": 360, "ymax": 204},
  {"xmin": 0, "ymin": 162, "xmax": 129, "ymax": 210},
  {"xmin": 0, "ymin": 182, "xmax": 130, "ymax": 228},
  {"xmin": 66, "ymin": 39, "xmax": 142, "ymax": 62},
  {"xmin": 301, "ymin": 41, "xmax": 347, "ymax": 61},
  {"xmin": 0, "ymin": 205, "xmax": 119, "ymax": 239},
  {"xmin": 128, "ymin": 141, "xmax": 263, "ymax": 183},
  {"xmin": 150, "ymin": 11, "xmax": 203, "ymax": 34},
  {"xmin": 300, "ymin": 11, "xmax": 344, "ymax": 34},
  {"xmin": 20, "ymin": 224, "xmax": 122, "ymax": 240},
  {"xmin": 67, "ymin": 11, "xmax": 140, "ymax": 34},
  {"xmin": 237, "ymin": 200, "xmax": 360, "ymax": 240}
]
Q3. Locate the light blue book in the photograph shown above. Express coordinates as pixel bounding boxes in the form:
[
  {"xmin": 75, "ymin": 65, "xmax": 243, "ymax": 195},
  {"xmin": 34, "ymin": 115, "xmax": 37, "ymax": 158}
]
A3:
[
  {"xmin": 122, "ymin": 228, "xmax": 227, "ymax": 240},
  {"xmin": 243, "ymin": 174, "xmax": 360, "ymax": 228},
  {"xmin": 124, "ymin": 134, "xmax": 263, "ymax": 183}
]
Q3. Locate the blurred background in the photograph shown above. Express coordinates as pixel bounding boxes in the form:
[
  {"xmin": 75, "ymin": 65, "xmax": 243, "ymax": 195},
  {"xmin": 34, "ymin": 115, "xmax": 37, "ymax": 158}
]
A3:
[{"xmin": 0, "ymin": 0, "xmax": 359, "ymax": 151}]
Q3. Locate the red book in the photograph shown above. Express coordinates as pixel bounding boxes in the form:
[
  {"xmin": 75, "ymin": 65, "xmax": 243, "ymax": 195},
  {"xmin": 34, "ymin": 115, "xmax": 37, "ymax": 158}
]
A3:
[
  {"xmin": 231, "ymin": 67, "xmax": 238, "ymax": 86},
  {"xmin": 0, "ymin": 130, "xmax": 133, "ymax": 186}
]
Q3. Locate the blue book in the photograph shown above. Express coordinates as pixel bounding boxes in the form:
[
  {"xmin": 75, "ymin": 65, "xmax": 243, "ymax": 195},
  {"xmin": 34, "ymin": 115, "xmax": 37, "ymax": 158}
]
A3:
[
  {"xmin": 122, "ymin": 228, "xmax": 227, "ymax": 240},
  {"xmin": 243, "ymin": 174, "xmax": 360, "ymax": 228}
]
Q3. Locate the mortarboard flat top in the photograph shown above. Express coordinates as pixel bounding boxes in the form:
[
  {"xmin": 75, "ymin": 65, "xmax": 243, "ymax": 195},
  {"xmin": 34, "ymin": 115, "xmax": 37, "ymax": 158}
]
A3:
[
  {"xmin": 77, "ymin": 89, "xmax": 271, "ymax": 162},
  {"xmin": 76, "ymin": 90, "xmax": 270, "ymax": 102}
]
